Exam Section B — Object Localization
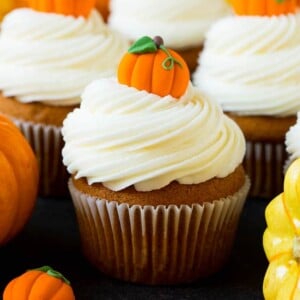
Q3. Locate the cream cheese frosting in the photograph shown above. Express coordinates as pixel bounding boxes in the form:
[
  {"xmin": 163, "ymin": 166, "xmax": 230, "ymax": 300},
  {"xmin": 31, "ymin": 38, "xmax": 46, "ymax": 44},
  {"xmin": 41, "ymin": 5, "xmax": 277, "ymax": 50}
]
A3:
[
  {"xmin": 286, "ymin": 112, "xmax": 300, "ymax": 163},
  {"xmin": 193, "ymin": 14, "xmax": 300, "ymax": 117},
  {"xmin": 0, "ymin": 8, "xmax": 129, "ymax": 106},
  {"xmin": 108, "ymin": 0, "xmax": 231, "ymax": 49},
  {"xmin": 62, "ymin": 78, "xmax": 246, "ymax": 192}
]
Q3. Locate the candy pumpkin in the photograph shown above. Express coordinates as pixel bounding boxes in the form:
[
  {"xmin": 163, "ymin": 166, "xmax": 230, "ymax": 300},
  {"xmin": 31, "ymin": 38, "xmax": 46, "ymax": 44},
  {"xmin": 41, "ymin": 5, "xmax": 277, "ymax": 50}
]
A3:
[
  {"xmin": 0, "ymin": 0, "xmax": 27, "ymax": 19},
  {"xmin": 263, "ymin": 158, "xmax": 300, "ymax": 299},
  {"xmin": 229, "ymin": 0, "xmax": 297, "ymax": 16},
  {"xmin": 0, "ymin": 115, "xmax": 38, "ymax": 246},
  {"xmin": 118, "ymin": 36, "xmax": 190, "ymax": 99},
  {"xmin": 28, "ymin": 0, "xmax": 96, "ymax": 17},
  {"xmin": 3, "ymin": 266, "xmax": 75, "ymax": 300}
]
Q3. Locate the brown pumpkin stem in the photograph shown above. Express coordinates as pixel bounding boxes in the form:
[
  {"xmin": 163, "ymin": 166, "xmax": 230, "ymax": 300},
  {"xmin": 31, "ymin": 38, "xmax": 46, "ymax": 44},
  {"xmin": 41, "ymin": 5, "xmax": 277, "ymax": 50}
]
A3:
[
  {"xmin": 34, "ymin": 266, "xmax": 71, "ymax": 285},
  {"xmin": 293, "ymin": 237, "xmax": 300, "ymax": 263},
  {"xmin": 159, "ymin": 45, "xmax": 183, "ymax": 71}
]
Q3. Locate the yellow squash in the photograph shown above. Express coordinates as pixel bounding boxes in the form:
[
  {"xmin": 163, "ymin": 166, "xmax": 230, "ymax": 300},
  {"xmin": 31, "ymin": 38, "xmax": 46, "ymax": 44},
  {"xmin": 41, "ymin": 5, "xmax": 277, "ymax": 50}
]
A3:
[{"xmin": 263, "ymin": 158, "xmax": 300, "ymax": 299}]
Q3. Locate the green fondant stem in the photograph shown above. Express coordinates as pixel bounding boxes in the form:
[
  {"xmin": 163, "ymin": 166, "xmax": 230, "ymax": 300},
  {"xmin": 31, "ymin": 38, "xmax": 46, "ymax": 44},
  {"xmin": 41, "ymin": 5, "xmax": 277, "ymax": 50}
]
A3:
[
  {"xmin": 34, "ymin": 266, "xmax": 71, "ymax": 285},
  {"xmin": 159, "ymin": 45, "xmax": 182, "ymax": 70}
]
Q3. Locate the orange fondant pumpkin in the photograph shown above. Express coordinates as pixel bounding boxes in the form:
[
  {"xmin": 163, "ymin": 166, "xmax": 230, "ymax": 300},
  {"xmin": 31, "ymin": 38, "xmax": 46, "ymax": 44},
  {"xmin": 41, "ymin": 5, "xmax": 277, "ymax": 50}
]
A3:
[
  {"xmin": 0, "ymin": 0, "xmax": 27, "ymax": 19},
  {"xmin": 118, "ymin": 36, "xmax": 190, "ymax": 99},
  {"xmin": 28, "ymin": 0, "xmax": 96, "ymax": 17},
  {"xmin": 229, "ymin": 0, "xmax": 297, "ymax": 16},
  {"xmin": 3, "ymin": 266, "xmax": 75, "ymax": 300},
  {"xmin": 0, "ymin": 115, "xmax": 38, "ymax": 246},
  {"xmin": 95, "ymin": 0, "xmax": 109, "ymax": 21}
]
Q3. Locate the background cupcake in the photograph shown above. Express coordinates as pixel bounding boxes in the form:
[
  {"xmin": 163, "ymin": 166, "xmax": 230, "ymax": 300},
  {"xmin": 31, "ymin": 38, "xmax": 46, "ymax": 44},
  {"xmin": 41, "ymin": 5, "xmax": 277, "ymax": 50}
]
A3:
[
  {"xmin": 193, "ymin": 0, "xmax": 299, "ymax": 198},
  {"xmin": 285, "ymin": 112, "xmax": 300, "ymax": 170},
  {"xmin": 0, "ymin": 1, "xmax": 129, "ymax": 196},
  {"xmin": 62, "ymin": 37, "xmax": 250, "ymax": 284},
  {"xmin": 108, "ymin": 0, "xmax": 231, "ymax": 73}
]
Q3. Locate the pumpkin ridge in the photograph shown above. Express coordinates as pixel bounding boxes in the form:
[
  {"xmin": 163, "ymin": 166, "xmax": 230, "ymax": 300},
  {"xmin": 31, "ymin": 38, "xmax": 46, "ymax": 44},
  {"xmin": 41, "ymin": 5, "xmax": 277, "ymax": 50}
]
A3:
[
  {"xmin": 282, "ymin": 194, "xmax": 298, "ymax": 235},
  {"xmin": 2, "ymin": 278, "xmax": 16, "ymax": 299},
  {"xmin": 22, "ymin": 271, "xmax": 44, "ymax": 300},
  {"xmin": 50, "ymin": 279, "xmax": 66, "ymax": 299},
  {"xmin": 269, "ymin": 250, "xmax": 291, "ymax": 263},
  {"xmin": 0, "ymin": 153, "xmax": 19, "ymax": 244},
  {"xmin": 29, "ymin": 271, "xmax": 63, "ymax": 299},
  {"xmin": 290, "ymin": 268, "xmax": 300, "ymax": 300}
]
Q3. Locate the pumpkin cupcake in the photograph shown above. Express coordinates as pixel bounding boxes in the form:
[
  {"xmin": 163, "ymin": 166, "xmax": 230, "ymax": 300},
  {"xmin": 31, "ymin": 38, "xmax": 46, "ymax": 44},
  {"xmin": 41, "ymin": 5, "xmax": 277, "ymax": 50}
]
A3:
[
  {"xmin": 285, "ymin": 112, "xmax": 300, "ymax": 170},
  {"xmin": 108, "ymin": 0, "xmax": 231, "ymax": 73},
  {"xmin": 62, "ymin": 36, "xmax": 250, "ymax": 284},
  {"xmin": 193, "ymin": 0, "xmax": 299, "ymax": 198},
  {"xmin": 0, "ymin": 0, "xmax": 129, "ymax": 196}
]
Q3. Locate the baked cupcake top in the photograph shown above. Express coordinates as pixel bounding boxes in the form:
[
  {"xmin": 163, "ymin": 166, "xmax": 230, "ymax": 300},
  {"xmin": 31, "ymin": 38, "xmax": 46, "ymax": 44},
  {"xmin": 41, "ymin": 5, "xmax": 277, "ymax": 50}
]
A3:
[
  {"xmin": 62, "ymin": 37, "xmax": 246, "ymax": 192},
  {"xmin": 0, "ymin": 7, "xmax": 129, "ymax": 106},
  {"xmin": 193, "ymin": 4, "xmax": 300, "ymax": 117},
  {"xmin": 108, "ymin": 0, "xmax": 231, "ymax": 49},
  {"xmin": 286, "ymin": 112, "xmax": 300, "ymax": 163}
]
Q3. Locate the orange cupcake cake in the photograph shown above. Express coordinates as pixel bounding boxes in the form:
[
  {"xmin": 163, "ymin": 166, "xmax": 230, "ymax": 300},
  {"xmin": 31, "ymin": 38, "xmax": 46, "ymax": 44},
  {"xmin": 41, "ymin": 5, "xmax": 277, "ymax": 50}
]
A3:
[
  {"xmin": 0, "ymin": 0, "xmax": 128, "ymax": 196},
  {"xmin": 62, "ymin": 36, "xmax": 250, "ymax": 284},
  {"xmin": 194, "ymin": 0, "xmax": 300, "ymax": 198}
]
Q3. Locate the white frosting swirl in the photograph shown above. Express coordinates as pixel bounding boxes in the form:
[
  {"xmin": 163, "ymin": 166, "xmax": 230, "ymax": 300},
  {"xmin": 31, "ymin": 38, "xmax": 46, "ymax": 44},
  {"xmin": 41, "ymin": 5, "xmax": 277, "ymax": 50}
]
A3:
[
  {"xmin": 0, "ymin": 8, "xmax": 129, "ymax": 105},
  {"xmin": 62, "ymin": 78, "xmax": 245, "ymax": 192},
  {"xmin": 286, "ymin": 112, "xmax": 300, "ymax": 163},
  {"xmin": 108, "ymin": 0, "xmax": 231, "ymax": 49},
  {"xmin": 194, "ymin": 14, "xmax": 300, "ymax": 117}
]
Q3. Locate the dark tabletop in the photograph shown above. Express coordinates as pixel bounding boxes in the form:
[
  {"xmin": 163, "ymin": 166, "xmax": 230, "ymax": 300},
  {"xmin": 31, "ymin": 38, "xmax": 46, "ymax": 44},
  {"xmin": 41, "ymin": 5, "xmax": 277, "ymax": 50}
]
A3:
[{"xmin": 0, "ymin": 195, "xmax": 268, "ymax": 300}]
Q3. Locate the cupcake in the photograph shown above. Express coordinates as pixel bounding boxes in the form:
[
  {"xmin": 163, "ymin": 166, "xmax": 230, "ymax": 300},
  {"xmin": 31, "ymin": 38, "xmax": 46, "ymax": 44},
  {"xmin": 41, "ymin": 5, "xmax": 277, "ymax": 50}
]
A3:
[
  {"xmin": 0, "ymin": 1, "xmax": 129, "ymax": 196},
  {"xmin": 62, "ymin": 36, "xmax": 250, "ymax": 284},
  {"xmin": 285, "ymin": 112, "xmax": 300, "ymax": 170},
  {"xmin": 108, "ymin": 0, "xmax": 231, "ymax": 73},
  {"xmin": 193, "ymin": 0, "xmax": 300, "ymax": 198}
]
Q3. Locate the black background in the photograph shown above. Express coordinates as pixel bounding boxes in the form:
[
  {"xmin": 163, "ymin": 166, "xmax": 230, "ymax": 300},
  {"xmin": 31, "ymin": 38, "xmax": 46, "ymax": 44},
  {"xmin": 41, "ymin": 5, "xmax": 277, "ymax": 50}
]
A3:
[{"xmin": 0, "ymin": 196, "xmax": 268, "ymax": 300}]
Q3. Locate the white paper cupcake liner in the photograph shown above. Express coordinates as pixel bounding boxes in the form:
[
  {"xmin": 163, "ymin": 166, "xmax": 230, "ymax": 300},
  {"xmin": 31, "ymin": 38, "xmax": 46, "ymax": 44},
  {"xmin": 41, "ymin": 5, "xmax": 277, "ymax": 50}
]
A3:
[
  {"xmin": 69, "ymin": 177, "xmax": 250, "ymax": 284},
  {"xmin": 13, "ymin": 118, "xmax": 69, "ymax": 197},
  {"xmin": 244, "ymin": 141, "xmax": 286, "ymax": 199}
]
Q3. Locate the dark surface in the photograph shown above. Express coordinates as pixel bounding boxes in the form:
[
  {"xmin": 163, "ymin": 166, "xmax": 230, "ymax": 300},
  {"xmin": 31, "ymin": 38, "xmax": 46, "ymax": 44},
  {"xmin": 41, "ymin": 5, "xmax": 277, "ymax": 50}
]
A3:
[{"xmin": 0, "ymin": 196, "xmax": 268, "ymax": 299}]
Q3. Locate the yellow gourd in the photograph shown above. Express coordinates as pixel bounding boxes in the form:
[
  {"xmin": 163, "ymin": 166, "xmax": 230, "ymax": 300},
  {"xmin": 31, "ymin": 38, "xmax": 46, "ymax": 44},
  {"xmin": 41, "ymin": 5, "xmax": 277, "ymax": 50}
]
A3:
[{"xmin": 263, "ymin": 158, "xmax": 300, "ymax": 299}]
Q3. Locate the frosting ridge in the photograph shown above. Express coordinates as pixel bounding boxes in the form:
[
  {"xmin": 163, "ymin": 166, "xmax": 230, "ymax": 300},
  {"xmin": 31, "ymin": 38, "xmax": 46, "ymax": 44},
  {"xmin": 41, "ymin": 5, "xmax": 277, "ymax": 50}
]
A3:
[
  {"xmin": 194, "ymin": 14, "xmax": 300, "ymax": 116},
  {"xmin": 62, "ymin": 78, "xmax": 245, "ymax": 191},
  {"xmin": 0, "ymin": 8, "xmax": 129, "ymax": 105}
]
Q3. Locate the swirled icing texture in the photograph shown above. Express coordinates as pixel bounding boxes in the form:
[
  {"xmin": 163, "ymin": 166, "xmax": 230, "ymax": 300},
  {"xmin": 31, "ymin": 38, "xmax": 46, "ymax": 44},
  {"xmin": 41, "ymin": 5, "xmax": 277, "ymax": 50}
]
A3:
[
  {"xmin": 0, "ymin": 8, "xmax": 129, "ymax": 106},
  {"xmin": 62, "ymin": 79, "xmax": 246, "ymax": 192},
  {"xmin": 108, "ymin": 0, "xmax": 231, "ymax": 49},
  {"xmin": 286, "ymin": 112, "xmax": 300, "ymax": 162},
  {"xmin": 194, "ymin": 14, "xmax": 300, "ymax": 117}
]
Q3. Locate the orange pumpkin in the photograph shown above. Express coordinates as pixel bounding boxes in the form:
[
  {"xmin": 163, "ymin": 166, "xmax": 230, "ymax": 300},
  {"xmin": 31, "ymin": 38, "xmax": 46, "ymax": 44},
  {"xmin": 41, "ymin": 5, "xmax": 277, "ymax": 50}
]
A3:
[
  {"xmin": 0, "ymin": 115, "xmax": 38, "ymax": 246},
  {"xmin": 0, "ymin": 0, "xmax": 27, "ymax": 19},
  {"xmin": 118, "ymin": 36, "xmax": 190, "ymax": 99},
  {"xmin": 3, "ymin": 266, "xmax": 75, "ymax": 300},
  {"xmin": 28, "ymin": 0, "xmax": 96, "ymax": 17},
  {"xmin": 229, "ymin": 0, "xmax": 297, "ymax": 16}
]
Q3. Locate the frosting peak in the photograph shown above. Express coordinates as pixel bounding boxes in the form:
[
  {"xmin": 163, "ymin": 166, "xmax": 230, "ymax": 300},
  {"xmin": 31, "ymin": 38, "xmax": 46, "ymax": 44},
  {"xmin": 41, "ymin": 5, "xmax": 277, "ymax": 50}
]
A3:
[
  {"xmin": 108, "ymin": 0, "xmax": 231, "ymax": 48},
  {"xmin": 194, "ymin": 14, "xmax": 300, "ymax": 117},
  {"xmin": 62, "ymin": 78, "xmax": 245, "ymax": 192},
  {"xmin": 0, "ymin": 8, "xmax": 129, "ymax": 105}
]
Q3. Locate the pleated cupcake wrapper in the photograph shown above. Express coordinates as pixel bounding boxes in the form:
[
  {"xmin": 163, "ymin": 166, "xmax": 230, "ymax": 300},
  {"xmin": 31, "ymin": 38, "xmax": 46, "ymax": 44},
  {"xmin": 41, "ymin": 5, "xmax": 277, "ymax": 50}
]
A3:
[
  {"xmin": 244, "ymin": 140, "xmax": 286, "ymax": 199},
  {"xmin": 13, "ymin": 118, "xmax": 69, "ymax": 197},
  {"xmin": 69, "ymin": 177, "xmax": 250, "ymax": 285}
]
